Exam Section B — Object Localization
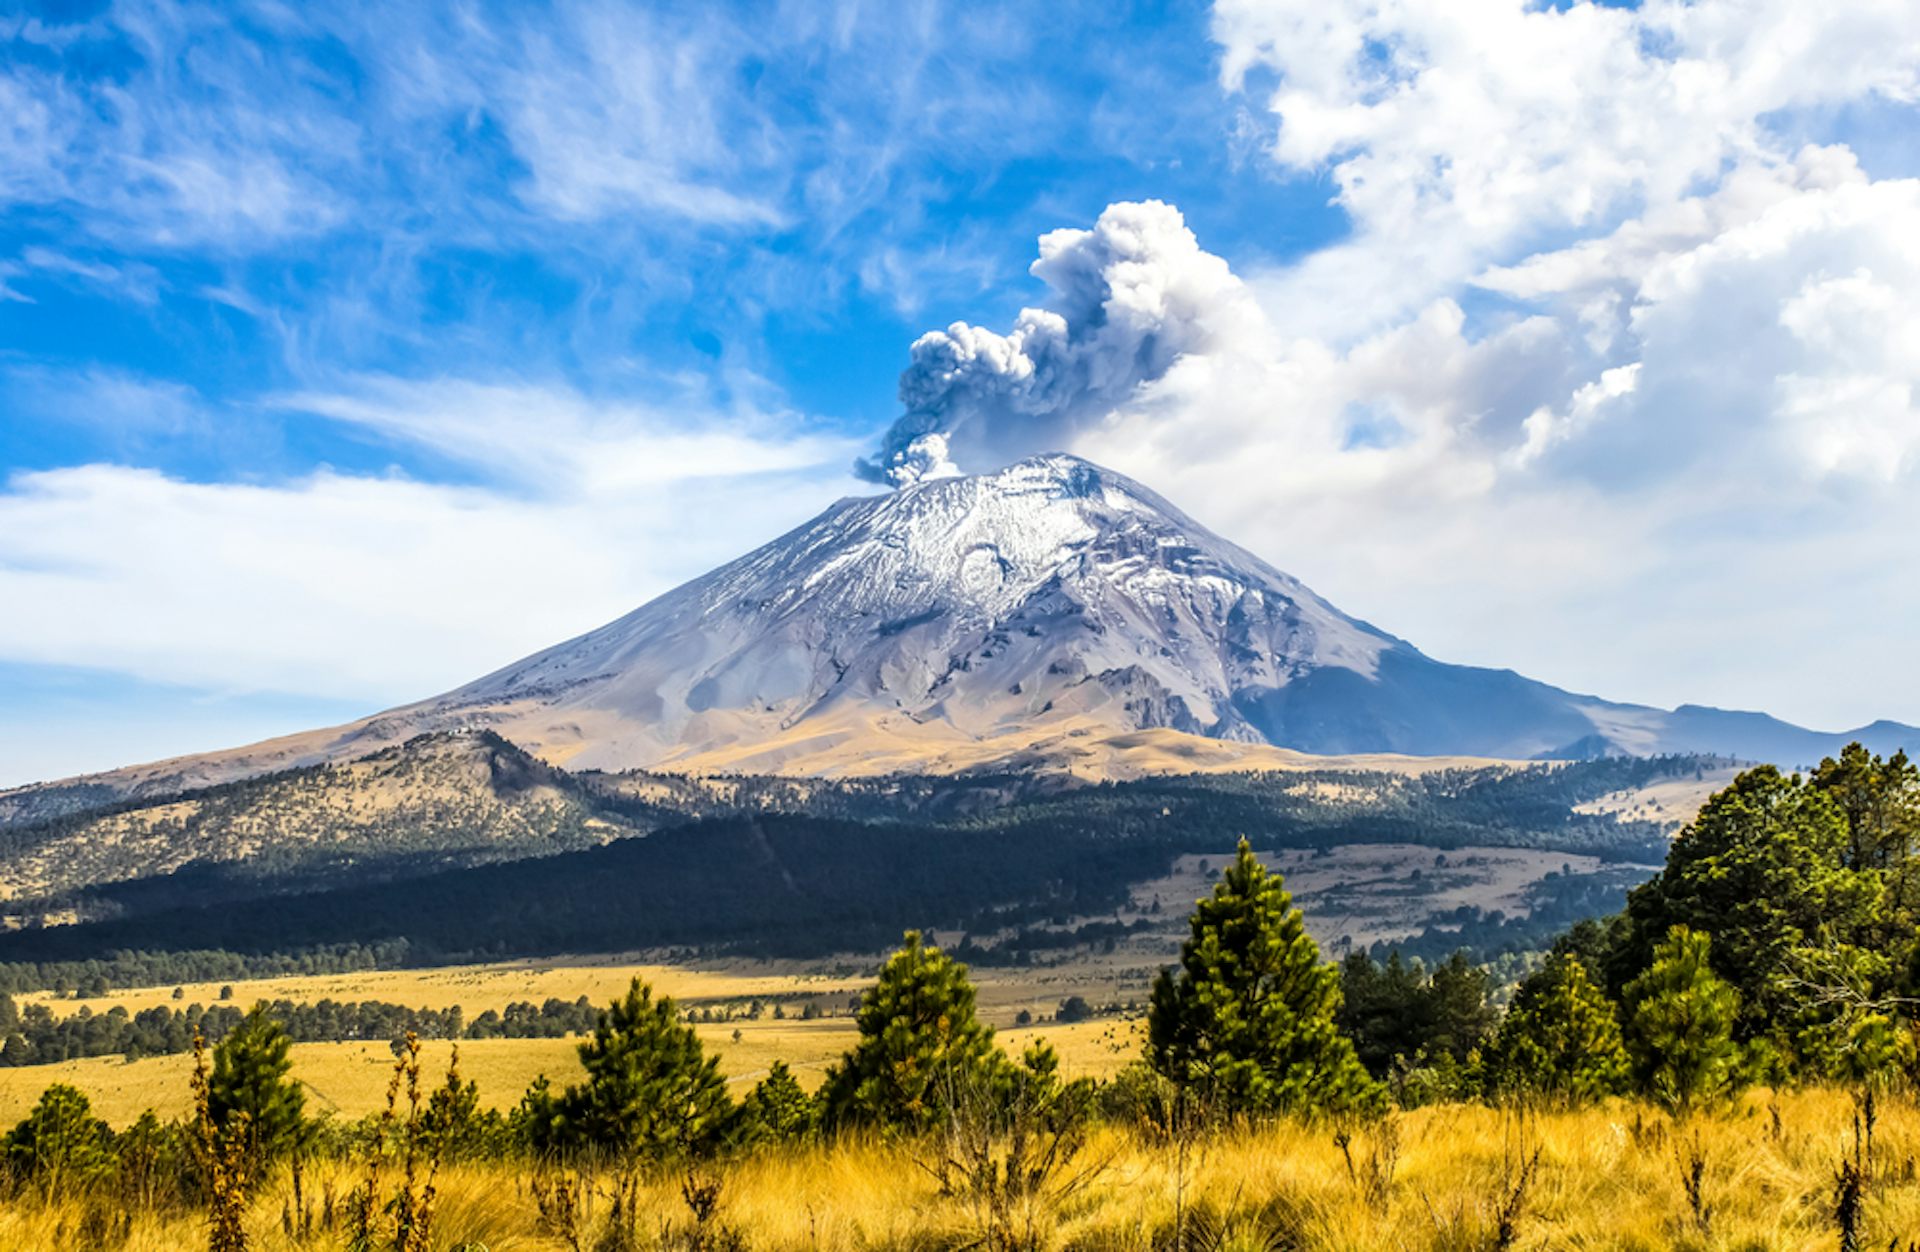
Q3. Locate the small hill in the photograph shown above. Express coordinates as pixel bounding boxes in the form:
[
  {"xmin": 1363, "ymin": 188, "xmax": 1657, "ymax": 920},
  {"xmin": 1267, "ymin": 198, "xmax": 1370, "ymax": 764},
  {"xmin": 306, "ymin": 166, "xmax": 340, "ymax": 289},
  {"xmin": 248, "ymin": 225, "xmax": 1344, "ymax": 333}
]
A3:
[{"xmin": 0, "ymin": 730, "xmax": 643, "ymax": 923}]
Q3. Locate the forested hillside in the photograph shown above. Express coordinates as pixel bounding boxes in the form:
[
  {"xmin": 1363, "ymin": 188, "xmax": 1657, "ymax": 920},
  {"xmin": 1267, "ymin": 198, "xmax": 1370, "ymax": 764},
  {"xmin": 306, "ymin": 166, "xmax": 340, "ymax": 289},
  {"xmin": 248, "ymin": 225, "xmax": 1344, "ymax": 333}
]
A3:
[{"xmin": 0, "ymin": 752, "xmax": 1708, "ymax": 975}]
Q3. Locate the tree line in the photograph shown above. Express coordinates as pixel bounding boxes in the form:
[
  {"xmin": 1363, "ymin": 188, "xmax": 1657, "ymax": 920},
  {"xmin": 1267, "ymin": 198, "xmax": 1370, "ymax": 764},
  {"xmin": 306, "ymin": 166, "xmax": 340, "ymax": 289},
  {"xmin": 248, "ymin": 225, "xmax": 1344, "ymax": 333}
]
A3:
[
  {"xmin": 0, "ymin": 941, "xmax": 415, "ymax": 997},
  {"xmin": 0, "ymin": 995, "xmax": 605, "ymax": 1067}
]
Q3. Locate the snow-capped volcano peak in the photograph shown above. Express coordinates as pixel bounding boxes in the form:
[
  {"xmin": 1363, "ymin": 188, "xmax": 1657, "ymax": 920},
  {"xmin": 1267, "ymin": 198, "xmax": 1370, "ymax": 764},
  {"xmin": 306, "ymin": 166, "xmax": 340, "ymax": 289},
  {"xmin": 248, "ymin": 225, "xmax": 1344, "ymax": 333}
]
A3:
[
  {"xmin": 430, "ymin": 453, "xmax": 1399, "ymax": 768},
  {"xmin": 14, "ymin": 454, "xmax": 1912, "ymax": 803}
]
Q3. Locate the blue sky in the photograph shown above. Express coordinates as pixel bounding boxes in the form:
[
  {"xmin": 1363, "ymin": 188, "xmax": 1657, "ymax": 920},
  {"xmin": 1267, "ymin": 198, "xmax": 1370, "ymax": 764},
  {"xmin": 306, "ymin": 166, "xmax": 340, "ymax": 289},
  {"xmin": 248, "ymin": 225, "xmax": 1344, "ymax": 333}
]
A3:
[
  {"xmin": 4, "ymin": 0, "xmax": 1920, "ymax": 785},
  {"xmin": 2, "ymin": 2, "xmax": 1330, "ymax": 473}
]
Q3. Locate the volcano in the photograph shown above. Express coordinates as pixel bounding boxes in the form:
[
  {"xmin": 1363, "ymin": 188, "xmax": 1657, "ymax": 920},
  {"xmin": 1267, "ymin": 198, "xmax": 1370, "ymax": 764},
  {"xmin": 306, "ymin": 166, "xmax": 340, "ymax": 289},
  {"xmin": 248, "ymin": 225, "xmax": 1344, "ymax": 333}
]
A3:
[{"xmin": 5, "ymin": 454, "xmax": 1913, "ymax": 815}]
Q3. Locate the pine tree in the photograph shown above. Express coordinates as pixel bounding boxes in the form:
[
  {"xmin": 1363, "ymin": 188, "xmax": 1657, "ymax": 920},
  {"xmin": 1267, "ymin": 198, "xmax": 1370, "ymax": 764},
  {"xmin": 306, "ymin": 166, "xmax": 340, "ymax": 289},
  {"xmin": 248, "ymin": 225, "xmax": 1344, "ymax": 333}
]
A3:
[
  {"xmin": 1426, "ymin": 950, "xmax": 1497, "ymax": 1061},
  {"xmin": 513, "ymin": 1074, "xmax": 563, "ymax": 1153},
  {"xmin": 421, "ymin": 1045, "xmax": 487, "ymax": 1161},
  {"xmin": 1811, "ymin": 743, "xmax": 1920, "ymax": 870},
  {"xmin": 736, "ymin": 1060, "xmax": 816, "ymax": 1144},
  {"xmin": 1624, "ymin": 926, "xmax": 1743, "ymax": 1113},
  {"xmin": 1338, "ymin": 950, "xmax": 1433, "ymax": 1077},
  {"xmin": 1619, "ymin": 765, "xmax": 1878, "ymax": 1031},
  {"xmin": 1492, "ymin": 954, "xmax": 1629, "ymax": 1105},
  {"xmin": 993, "ymin": 1038, "xmax": 1094, "ymax": 1128},
  {"xmin": 5, "ymin": 1083, "xmax": 111, "ymax": 1190},
  {"xmin": 208, "ymin": 1005, "xmax": 306, "ymax": 1168},
  {"xmin": 1147, "ymin": 839, "xmax": 1382, "ymax": 1116},
  {"xmin": 539, "ymin": 977, "xmax": 731, "ymax": 1159},
  {"xmin": 821, "ymin": 931, "xmax": 1005, "ymax": 1130},
  {"xmin": 1811, "ymin": 745, "xmax": 1920, "ymax": 1003}
]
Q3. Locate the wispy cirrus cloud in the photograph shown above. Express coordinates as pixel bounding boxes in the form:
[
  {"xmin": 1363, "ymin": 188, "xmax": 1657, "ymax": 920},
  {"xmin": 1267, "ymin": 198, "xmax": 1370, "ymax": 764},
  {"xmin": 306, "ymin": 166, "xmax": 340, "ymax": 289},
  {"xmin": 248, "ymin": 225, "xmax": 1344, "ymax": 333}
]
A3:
[
  {"xmin": 3, "ymin": 1, "xmax": 1206, "ymax": 419},
  {"xmin": 3, "ymin": 2, "xmax": 1099, "ymax": 259}
]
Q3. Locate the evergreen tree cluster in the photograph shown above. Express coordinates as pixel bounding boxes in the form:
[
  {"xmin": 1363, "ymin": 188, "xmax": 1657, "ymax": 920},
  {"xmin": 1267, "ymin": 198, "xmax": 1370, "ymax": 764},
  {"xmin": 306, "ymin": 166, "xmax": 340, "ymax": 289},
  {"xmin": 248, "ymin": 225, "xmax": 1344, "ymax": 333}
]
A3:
[
  {"xmin": 1462, "ymin": 744, "xmax": 1916, "ymax": 1108},
  {"xmin": 1337, "ymin": 950, "xmax": 1497, "ymax": 1101},
  {"xmin": 1280, "ymin": 744, "xmax": 1920, "ymax": 1113}
]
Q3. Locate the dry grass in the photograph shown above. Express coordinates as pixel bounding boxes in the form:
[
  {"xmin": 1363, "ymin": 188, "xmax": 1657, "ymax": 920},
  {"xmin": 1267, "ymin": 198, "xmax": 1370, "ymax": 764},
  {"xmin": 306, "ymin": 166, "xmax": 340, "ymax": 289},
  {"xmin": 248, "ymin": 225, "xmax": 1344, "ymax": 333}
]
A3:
[
  {"xmin": 4, "ymin": 1088, "xmax": 1919, "ymax": 1249},
  {"xmin": 0, "ymin": 952, "xmax": 1158, "ymax": 1134},
  {"xmin": 0, "ymin": 1030, "xmax": 829, "ymax": 1129},
  {"xmin": 1573, "ymin": 764, "xmax": 1744, "ymax": 829}
]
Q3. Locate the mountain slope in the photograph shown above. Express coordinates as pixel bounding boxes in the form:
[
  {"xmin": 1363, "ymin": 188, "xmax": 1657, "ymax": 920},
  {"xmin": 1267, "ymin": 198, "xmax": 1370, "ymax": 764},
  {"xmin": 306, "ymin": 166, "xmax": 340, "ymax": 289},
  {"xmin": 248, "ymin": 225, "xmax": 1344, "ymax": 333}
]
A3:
[
  {"xmin": 426, "ymin": 452, "xmax": 1401, "ymax": 768},
  {"xmin": 0, "ymin": 731, "xmax": 642, "ymax": 919},
  {"xmin": 317, "ymin": 452, "xmax": 1920, "ymax": 770},
  {"xmin": 0, "ymin": 756, "xmax": 1690, "ymax": 964},
  {"xmin": 3, "ymin": 454, "xmax": 1914, "ymax": 813}
]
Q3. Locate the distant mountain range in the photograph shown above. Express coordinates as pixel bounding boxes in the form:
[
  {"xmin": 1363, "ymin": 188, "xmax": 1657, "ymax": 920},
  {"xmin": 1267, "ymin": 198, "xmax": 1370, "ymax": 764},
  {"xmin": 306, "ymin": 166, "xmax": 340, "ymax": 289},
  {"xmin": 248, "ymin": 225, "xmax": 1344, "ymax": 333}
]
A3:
[{"xmin": 4, "ymin": 453, "xmax": 1913, "ymax": 821}]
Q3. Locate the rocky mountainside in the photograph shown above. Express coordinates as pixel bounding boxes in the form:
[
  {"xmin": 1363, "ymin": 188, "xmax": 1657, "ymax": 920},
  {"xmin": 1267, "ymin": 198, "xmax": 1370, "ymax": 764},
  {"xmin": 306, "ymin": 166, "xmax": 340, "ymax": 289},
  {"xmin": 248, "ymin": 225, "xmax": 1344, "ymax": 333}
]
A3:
[
  {"xmin": 0, "ymin": 731, "xmax": 634, "ymax": 921},
  {"xmin": 3, "ymin": 455, "xmax": 1914, "ymax": 816}
]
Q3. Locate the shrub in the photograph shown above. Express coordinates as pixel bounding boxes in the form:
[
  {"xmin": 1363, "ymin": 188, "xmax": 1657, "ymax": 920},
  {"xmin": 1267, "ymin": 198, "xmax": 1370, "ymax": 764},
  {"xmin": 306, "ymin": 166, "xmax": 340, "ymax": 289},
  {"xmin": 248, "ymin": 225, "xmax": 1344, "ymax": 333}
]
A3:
[{"xmin": 5, "ymin": 1083, "xmax": 111, "ymax": 1191}]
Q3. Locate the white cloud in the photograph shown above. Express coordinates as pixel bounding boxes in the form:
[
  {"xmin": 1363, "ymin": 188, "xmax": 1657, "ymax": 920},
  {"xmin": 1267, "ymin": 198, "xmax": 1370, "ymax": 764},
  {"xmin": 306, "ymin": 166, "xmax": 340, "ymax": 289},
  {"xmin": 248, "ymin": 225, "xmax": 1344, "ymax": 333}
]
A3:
[
  {"xmin": 853, "ymin": 0, "xmax": 1920, "ymax": 730},
  {"xmin": 1214, "ymin": 0, "xmax": 1920, "ymax": 337},
  {"xmin": 273, "ymin": 374, "xmax": 860, "ymax": 495},
  {"xmin": 1201, "ymin": 0, "xmax": 1920, "ymax": 727},
  {"xmin": 0, "ymin": 379, "xmax": 864, "ymax": 704}
]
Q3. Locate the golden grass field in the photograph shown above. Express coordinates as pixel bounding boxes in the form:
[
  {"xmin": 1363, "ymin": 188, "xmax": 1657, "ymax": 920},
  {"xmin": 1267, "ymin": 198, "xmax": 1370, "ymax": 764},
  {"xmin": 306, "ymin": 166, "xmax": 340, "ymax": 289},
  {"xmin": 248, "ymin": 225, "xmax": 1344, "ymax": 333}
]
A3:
[
  {"xmin": 1, "ymin": 952, "xmax": 1160, "ymax": 1131},
  {"xmin": 0, "ymin": 1017, "xmax": 1148, "ymax": 1128},
  {"xmin": 0, "ymin": 992, "xmax": 1146, "ymax": 1128},
  {"xmin": 0, "ymin": 955, "xmax": 1910, "ymax": 1247},
  {"xmin": 11, "ymin": 956, "xmax": 878, "ymax": 1021},
  {"xmin": 0, "ymin": 1088, "xmax": 1913, "ymax": 1249}
]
